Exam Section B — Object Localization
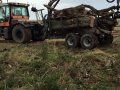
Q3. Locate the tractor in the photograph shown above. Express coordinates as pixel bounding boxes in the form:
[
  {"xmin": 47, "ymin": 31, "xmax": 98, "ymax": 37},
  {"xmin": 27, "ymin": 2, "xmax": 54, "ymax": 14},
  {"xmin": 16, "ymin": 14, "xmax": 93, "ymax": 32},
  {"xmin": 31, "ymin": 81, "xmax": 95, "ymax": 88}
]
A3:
[{"xmin": 0, "ymin": 0, "xmax": 46, "ymax": 43}]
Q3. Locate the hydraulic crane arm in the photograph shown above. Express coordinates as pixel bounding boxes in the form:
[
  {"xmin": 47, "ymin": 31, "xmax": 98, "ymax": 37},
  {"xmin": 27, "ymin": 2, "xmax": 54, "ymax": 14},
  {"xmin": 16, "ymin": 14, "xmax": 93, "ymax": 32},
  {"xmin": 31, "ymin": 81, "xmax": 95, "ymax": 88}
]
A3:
[
  {"xmin": 106, "ymin": 0, "xmax": 120, "ymax": 8},
  {"xmin": 106, "ymin": 0, "xmax": 120, "ymax": 18},
  {"xmin": 48, "ymin": 0, "xmax": 60, "ymax": 8}
]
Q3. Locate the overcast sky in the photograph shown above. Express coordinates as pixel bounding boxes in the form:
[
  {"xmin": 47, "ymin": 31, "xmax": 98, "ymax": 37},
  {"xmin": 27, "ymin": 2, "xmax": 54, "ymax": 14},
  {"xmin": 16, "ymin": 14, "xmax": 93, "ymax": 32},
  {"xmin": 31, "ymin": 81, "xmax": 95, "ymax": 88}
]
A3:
[{"xmin": 5, "ymin": 0, "xmax": 117, "ymax": 19}]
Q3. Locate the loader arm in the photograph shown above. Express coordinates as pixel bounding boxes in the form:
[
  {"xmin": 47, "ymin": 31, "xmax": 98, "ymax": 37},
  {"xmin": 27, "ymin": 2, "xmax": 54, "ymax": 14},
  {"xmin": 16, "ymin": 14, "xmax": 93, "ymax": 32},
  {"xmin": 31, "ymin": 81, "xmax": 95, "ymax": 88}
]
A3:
[
  {"xmin": 47, "ymin": 0, "xmax": 60, "ymax": 15},
  {"xmin": 48, "ymin": 0, "xmax": 60, "ymax": 8}
]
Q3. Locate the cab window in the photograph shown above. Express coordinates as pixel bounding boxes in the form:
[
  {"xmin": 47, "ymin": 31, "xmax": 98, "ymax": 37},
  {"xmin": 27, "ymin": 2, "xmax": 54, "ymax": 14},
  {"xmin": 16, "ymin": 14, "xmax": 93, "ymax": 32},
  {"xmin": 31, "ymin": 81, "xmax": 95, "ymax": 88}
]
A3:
[
  {"xmin": 12, "ymin": 6, "xmax": 28, "ymax": 16},
  {"xmin": 0, "ymin": 6, "xmax": 9, "ymax": 22}
]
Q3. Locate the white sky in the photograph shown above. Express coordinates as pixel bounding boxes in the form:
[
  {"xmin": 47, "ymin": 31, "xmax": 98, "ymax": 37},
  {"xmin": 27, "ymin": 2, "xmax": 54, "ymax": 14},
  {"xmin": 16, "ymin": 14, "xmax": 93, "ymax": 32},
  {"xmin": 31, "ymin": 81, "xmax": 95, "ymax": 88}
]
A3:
[{"xmin": 4, "ymin": 0, "xmax": 117, "ymax": 19}]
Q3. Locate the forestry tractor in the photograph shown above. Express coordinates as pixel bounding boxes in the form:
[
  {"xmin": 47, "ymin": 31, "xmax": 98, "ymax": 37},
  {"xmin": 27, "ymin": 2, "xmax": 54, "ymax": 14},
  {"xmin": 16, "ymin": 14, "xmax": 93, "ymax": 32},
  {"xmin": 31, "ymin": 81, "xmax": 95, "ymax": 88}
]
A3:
[{"xmin": 0, "ymin": 0, "xmax": 46, "ymax": 43}]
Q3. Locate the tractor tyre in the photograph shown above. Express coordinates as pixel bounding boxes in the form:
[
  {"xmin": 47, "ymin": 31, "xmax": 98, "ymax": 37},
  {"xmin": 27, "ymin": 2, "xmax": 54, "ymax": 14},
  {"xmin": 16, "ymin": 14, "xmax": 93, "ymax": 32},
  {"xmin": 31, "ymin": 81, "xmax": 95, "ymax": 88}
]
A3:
[
  {"xmin": 32, "ymin": 24, "xmax": 46, "ymax": 41},
  {"xmin": 25, "ymin": 28, "xmax": 32, "ymax": 42},
  {"xmin": 32, "ymin": 28, "xmax": 46, "ymax": 41},
  {"xmin": 65, "ymin": 33, "xmax": 80, "ymax": 48},
  {"xmin": 12, "ymin": 25, "xmax": 31, "ymax": 43},
  {"xmin": 80, "ymin": 34, "xmax": 98, "ymax": 49}
]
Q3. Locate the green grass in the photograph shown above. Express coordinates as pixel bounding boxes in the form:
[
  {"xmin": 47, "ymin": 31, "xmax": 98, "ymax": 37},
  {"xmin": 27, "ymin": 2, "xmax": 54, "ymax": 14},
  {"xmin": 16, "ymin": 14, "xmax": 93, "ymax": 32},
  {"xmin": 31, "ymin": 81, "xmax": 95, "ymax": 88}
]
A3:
[{"xmin": 0, "ymin": 38, "xmax": 120, "ymax": 90}]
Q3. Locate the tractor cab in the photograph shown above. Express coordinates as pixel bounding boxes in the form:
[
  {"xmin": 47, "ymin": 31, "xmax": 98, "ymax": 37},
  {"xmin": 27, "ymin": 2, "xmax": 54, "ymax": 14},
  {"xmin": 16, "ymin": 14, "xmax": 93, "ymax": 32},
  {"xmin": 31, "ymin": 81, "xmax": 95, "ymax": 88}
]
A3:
[{"xmin": 0, "ymin": 2, "xmax": 29, "ymax": 26}]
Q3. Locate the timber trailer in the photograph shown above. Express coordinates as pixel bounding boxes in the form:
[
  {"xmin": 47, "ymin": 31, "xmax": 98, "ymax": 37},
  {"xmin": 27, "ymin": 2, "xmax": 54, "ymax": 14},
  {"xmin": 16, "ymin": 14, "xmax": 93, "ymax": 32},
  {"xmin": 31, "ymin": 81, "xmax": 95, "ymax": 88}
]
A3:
[
  {"xmin": 0, "ymin": 0, "xmax": 46, "ymax": 43},
  {"xmin": 32, "ymin": 0, "xmax": 120, "ymax": 49}
]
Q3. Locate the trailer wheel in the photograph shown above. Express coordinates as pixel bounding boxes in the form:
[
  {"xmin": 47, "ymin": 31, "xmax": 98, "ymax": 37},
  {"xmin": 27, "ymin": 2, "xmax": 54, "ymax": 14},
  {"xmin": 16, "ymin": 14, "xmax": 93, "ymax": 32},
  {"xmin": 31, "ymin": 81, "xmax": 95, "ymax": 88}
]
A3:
[
  {"xmin": 12, "ymin": 25, "xmax": 31, "ymax": 43},
  {"xmin": 65, "ymin": 33, "xmax": 80, "ymax": 48},
  {"xmin": 80, "ymin": 34, "xmax": 98, "ymax": 49},
  {"xmin": 99, "ymin": 34, "xmax": 113, "ymax": 45}
]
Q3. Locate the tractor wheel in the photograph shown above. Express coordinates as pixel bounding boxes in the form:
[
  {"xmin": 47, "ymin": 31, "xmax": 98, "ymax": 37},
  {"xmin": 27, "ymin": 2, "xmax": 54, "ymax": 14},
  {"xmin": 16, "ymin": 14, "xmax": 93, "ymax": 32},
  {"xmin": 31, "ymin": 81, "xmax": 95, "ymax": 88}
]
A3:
[
  {"xmin": 80, "ymin": 34, "xmax": 98, "ymax": 49},
  {"xmin": 25, "ymin": 28, "xmax": 32, "ymax": 42},
  {"xmin": 65, "ymin": 33, "xmax": 80, "ymax": 48},
  {"xmin": 32, "ymin": 28, "xmax": 46, "ymax": 41},
  {"xmin": 99, "ymin": 34, "xmax": 113, "ymax": 45},
  {"xmin": 12, "ymin": 25, "xmax": 31, "ymax": 43}
]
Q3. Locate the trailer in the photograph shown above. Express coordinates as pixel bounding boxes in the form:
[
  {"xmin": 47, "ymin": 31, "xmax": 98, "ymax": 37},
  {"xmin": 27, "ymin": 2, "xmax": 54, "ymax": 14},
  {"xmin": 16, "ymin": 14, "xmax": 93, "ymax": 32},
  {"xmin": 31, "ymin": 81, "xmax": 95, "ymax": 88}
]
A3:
[{"xmin": 32, "ymin": 0, "xmax": 119, "ymax": 49}]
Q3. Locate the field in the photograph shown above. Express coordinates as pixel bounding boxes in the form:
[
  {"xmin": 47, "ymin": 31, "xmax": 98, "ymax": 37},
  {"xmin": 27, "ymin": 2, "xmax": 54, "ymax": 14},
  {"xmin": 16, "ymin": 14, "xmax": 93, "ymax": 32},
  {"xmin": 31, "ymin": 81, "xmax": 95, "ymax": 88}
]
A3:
[{"xmin": 0, "ymin": 28, "xmax": 120, "ymax": 90}]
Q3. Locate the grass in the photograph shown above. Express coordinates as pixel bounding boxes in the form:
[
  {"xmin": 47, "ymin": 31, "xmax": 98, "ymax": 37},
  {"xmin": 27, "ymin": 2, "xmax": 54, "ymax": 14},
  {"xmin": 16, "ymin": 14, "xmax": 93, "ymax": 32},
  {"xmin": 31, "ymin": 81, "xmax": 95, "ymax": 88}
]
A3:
[{"xmin": 0, "ymin": 37, "xmax": 120, "ymax": 90}]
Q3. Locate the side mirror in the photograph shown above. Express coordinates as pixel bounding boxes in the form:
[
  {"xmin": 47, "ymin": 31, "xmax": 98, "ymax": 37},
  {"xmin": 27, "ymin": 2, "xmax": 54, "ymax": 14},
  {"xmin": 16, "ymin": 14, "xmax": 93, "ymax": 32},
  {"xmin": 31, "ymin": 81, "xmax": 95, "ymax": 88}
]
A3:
[{"xmin": 31, "ymin": 7, "xmax": 37, "ymax": 12}]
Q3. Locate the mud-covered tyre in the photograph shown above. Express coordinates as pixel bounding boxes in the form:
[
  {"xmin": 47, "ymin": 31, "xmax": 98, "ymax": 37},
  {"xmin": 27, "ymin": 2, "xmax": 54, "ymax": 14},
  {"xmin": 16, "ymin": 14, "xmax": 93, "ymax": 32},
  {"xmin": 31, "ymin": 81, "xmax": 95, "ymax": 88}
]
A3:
[
  {"xmin": 65, "ymin": 33, "xmax": 80, "ymax": 48},
  {"xmin": 12, "ymin": 25, "xmax": 31, "ymax": 43},
  {"xmin": 99, "ymin": 34, "xmax": 113, "ymax": 45},
  {"xmin": 26, "ymin": 28, "xmax": 32, "ymax": 42},
  {"xmin": 80, "ymin": 34, "xmax": 98, "ymax": 49},
  {"xmin": 32, "ymin": 28, "xmax": 46, "ymax": 41}
]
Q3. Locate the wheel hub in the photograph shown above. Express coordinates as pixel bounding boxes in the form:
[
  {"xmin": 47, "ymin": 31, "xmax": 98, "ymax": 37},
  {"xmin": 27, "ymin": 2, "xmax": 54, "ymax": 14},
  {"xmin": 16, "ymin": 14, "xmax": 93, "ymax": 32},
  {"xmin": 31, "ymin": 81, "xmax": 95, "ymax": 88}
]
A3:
[
  {"xmin": 16, "ymin": 30, "xmax": 23, "ymax": 40},
  {"xmin": 67, "ymin": 37, "xmax": 75, "ymax": 46},
  {"xmin": 83, "ymin": 37, "xmax": 92, "ymax": 47}
]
